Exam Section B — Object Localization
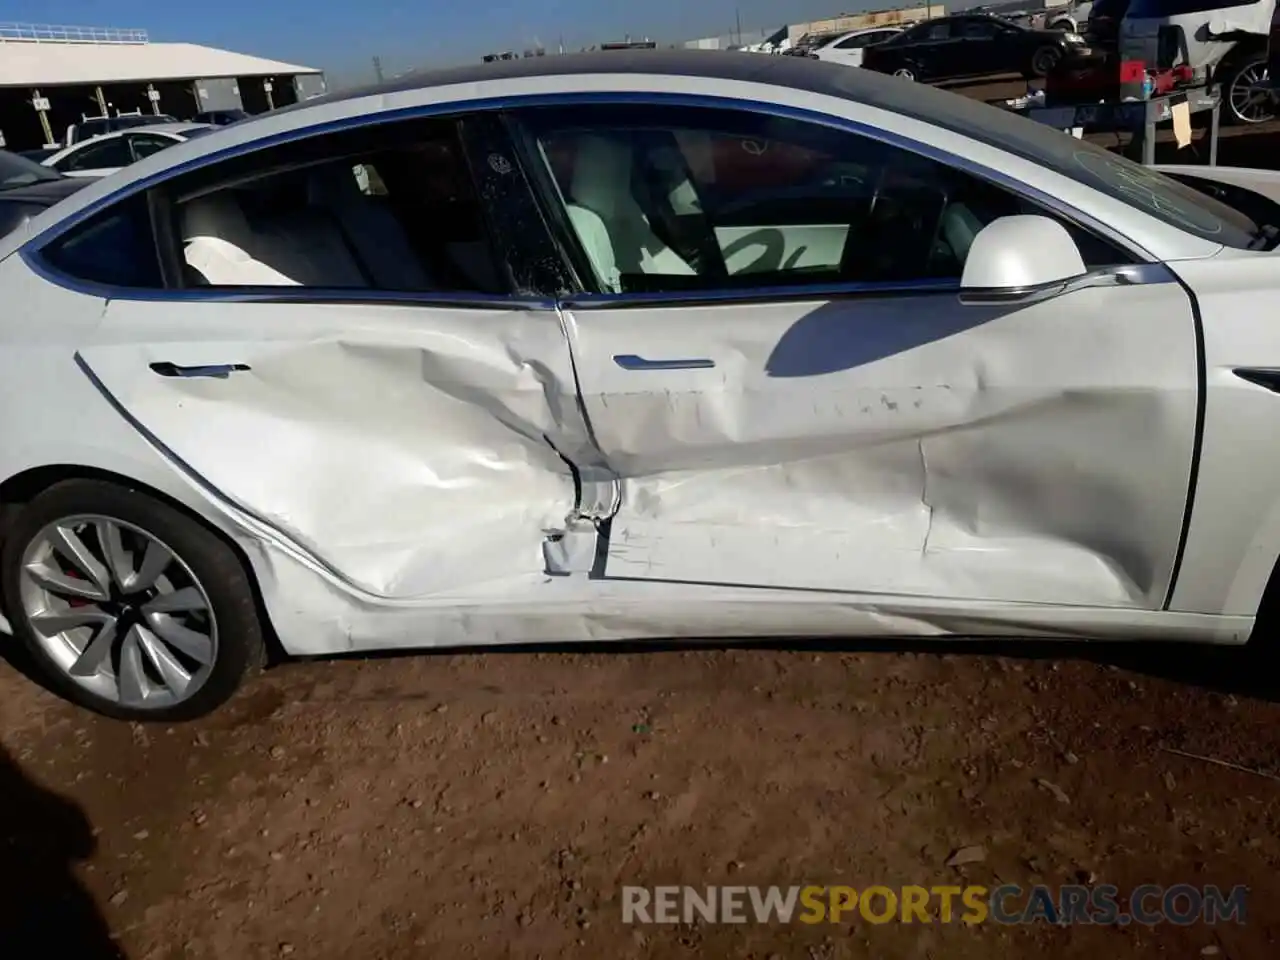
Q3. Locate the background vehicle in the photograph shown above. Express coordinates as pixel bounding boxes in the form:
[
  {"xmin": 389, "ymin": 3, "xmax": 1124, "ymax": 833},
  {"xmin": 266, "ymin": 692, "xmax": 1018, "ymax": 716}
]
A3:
[
  {"xmin": 862, "ymin": 13, "xmax": 1090, "ymax": 80},
  {"xmin": 1120, "ymin": 0, "xmax": 1278, "ymax": 124},
  {"xmin": 809, "ymin": 26, "xmax": 905, "ymax": 67},
  {"xmin": 193, "ymin": 109, "xmax": 251, "ymax": 126},
  {"xmin": 1042, "ymin": 1, "xmax": 1097, "ymax": 30},
  {"xmin": 0, "ymin": 151, "xmax": 86, "ymax": 238},
  {"xmin": 42, "ymin": 124, "xmax": 217, "ymax": 179},
  {"xmin": 63, "ymin": 112, "xmax": 180, "ymax": 147}
]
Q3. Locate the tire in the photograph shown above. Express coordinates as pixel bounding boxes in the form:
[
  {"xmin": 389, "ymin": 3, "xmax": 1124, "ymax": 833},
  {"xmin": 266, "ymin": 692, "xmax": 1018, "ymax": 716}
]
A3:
[
  {"xmin": 0, "ymin": 479, "xmax": 264, "ymax": 722},
  {"xmin": 1029, "ymin": 45, "xmax": 1063, "ymax": 78},
  {"xmin": 1221, "ymin": 53, "xmax": 1275, "ymax": 126},
  {"xmin": 892, "ymin": 63, "xmax": 919, "ymax": 81}
]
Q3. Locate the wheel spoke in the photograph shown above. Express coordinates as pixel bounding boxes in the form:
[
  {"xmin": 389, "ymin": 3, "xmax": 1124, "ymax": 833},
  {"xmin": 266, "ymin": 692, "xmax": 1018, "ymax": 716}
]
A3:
[
  {"xmin": 29, "ymin": 608, "xmax": 113, "ymax": 637},
  {"xmin": 131, "ymin": 540, "xmax": 173, "ymax": 591},
  {"xmin": 144, "ymin": 613, "xmax": 214, "ymax": 665},
  {"xmin": 117, "ymin": 627, "xmax": 149, "ymax": 706},
  {"xmin": 25, "ymin": 562, "xmax": 109, "ymax": 601},
  {"xmin": 96, "ymin": 520, "xmax": 135, "ymax": 590},
  {"xmin": 134, "ymin": 624, "xmax": 192, "ymax": 697},
  {"xmin": 141, "ymin": 586, "xmax": 208, "ymax": 616},
  {"xmin": 47, "ymin": 525, "xmax": 110, "ymax": 595},
  {"xmin": 68, "ymin": 618, "xmax": 119, "ymax": 678}
]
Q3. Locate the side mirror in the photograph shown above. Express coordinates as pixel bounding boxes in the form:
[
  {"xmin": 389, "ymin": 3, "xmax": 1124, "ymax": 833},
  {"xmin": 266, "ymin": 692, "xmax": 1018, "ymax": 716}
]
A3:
[{"xmin": 960, "ymin": 215, "xmax": 1087, "ymax": 296}]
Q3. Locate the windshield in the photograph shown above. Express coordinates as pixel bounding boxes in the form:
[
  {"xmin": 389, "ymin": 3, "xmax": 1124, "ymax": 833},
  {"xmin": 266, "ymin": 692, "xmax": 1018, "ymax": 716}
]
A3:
[
  {"xmin": 823, "ymin": 65, "xmax": 1262, "ymax": 247},
  {"xmin": 0, "ymin": 150, "xmax": 62, "ymax": 189}
]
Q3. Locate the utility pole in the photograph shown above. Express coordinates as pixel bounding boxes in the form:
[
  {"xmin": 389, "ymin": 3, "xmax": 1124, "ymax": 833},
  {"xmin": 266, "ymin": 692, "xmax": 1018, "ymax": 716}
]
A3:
[
  {"xmin": 735, "ymin": 6, "xmax": 742, "ymax": 45},
  {"xmin": 372, "ymin": 56, "xmax": 385, "ymax": 83}
]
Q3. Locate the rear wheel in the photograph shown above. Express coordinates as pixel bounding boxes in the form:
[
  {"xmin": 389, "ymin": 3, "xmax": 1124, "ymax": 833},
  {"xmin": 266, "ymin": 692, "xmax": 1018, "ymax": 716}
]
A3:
[
  {"xmin": 892, "ymin": 63, "xmax": 919, "ymax": 81},
  {"xmin": 1222, "ymin": 53, "xmax": 1275, "ymax": 125},
  {"xmin": 0, "ymin": 480, "xmax": 264, "ymax": 721}
]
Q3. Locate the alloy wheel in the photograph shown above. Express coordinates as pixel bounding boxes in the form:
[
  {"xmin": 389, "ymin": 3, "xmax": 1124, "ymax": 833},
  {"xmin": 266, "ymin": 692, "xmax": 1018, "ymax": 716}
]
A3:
[
  {"xmin": 1229, "ymin": 60, "xmax": 1276, "ymax": 124},
  {"xmin": 894, "ymin": 66, "xmax": 917, "ymax": 80},
  {"xmin": 18, "ymin": 515, "xmax": 218, "ymax": 710}
]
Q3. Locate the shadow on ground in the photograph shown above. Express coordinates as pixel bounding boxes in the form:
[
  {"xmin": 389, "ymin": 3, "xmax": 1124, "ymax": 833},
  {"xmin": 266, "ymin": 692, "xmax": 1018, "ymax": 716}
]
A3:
[{"xmin": 0, "ymin": 741, "xmax": 124, "ymax": 958}]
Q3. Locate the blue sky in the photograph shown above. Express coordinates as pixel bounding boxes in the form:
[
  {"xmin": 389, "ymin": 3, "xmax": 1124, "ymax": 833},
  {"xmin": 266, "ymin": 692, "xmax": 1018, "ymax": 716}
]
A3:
[{"xmin": 13, "ymin": 0, "xmax": 883, "ymax": 85}]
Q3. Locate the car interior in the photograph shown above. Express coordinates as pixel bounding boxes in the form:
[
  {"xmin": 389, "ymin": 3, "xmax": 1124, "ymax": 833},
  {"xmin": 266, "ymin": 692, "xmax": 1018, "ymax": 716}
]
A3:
[
  {"xmin": 537, "ymin": 123, "xmax": 1012, "ymax": 294},
  {"xmin": 176, "ymin": 133, "xmax": 504, "ymax": 294}
]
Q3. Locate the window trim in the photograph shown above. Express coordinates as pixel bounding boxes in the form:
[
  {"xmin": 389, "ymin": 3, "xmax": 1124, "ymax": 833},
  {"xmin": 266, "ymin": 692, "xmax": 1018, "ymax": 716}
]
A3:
[{"xmin": 21, "ymin": 90, "xmax": 1157, "ymax": 306}]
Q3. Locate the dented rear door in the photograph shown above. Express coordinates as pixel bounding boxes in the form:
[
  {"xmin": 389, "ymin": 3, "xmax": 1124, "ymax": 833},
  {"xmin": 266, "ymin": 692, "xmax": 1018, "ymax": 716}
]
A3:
[
  {"xmin": 78, "ymin": 297, "xmax": 587, "ymax": 599},
  {"xmin": 562, "ymin": 273, "xmax": 1199, "ymax": 608}
]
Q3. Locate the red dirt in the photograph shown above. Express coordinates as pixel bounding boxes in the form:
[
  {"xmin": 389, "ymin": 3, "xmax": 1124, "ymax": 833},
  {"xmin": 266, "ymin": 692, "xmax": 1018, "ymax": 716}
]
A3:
[{"xmin": 2, "ymin": 639, "xmax": 1279, "ymax": 959}]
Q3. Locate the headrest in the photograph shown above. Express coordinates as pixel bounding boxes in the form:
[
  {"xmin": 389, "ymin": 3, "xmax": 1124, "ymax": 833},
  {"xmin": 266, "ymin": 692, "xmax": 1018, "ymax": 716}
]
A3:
[
  {"xmin": 569, "ymin": 134, "xmax": 634, "ymax": 219},
  {"xmin": 181, "ymin": 191, "xmax": 253, "ymax": 245}
]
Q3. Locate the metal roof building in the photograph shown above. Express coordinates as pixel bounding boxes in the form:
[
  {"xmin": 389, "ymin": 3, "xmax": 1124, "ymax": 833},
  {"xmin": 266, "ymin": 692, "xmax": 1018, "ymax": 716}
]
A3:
[{"xmin": 0, "ymin": 23, "xmax": 325, "ymax": 150}]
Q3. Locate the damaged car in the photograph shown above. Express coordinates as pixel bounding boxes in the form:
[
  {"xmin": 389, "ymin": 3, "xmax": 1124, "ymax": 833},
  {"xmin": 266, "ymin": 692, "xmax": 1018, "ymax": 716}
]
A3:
[{"xmin": 0, "ymin": 49, "xmax": 1277, "ymax": 721}]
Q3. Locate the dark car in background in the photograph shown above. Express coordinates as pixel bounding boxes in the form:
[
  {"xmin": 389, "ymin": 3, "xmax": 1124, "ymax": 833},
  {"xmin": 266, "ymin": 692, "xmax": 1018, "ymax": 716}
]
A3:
[
  {"xmin": 0, "ymin": 151, "xmax": 87, "ymax": 238},
  {"xmin": 193, "ymin": 109, "xmax": 251, "ymax": 126},
  {"xmin": 862, "ymin": 12, "xmax": 1090, "ymax": 81}
]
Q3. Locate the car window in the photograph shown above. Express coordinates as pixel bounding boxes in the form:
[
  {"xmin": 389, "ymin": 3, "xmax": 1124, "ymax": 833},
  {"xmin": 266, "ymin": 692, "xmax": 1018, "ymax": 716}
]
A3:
[
  {"xmin": 0, "ymin": 149, "xmax": 62, "ymax": 186},
  {"xmin": 813, "ymin": 62, "xmax": 1260, "ymax": 247},
  {"xmin": 75, "ymin": 120, "xmax": 111, "ymax": 140},
  {"xmin": 129, "ymin": 133, "xmax": 178, "ymax": 160},
  {"xmin": 116, "ymin": 116, "xmax": 503, "ymax": 293},
  {"xmin": 523, "ymin": 104, "xmax": 1127, "ymax": 295},
  {"xmin": 960, "ymin": 19, "xmax": 1000, "ymax": 39},
  {"xmin": 834, "ymin": 33, "xmax": 873, "ymax": 49},
  {"xmin": 41, "ymin": 195, "xmax": 162, "ymax": 287},
  {"xmin": 58, "ymin": 137, "xmax": 133, "ymax": 172}
]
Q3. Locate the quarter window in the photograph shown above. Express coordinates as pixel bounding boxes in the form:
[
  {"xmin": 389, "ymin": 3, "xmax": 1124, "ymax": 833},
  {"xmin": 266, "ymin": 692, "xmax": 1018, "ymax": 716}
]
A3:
[
  {"xmin": 42, "ymin": 195, "xmax": 163, "ymax": 288},
  {"xmin": 522, "ymin": 104, "xmax": 1126, "ymax": 296}
]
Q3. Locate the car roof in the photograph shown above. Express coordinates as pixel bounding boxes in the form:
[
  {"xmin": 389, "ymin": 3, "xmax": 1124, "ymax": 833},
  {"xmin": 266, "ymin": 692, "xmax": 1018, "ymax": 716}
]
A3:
[{"xmin": 274, "ymin": 47, "xmax": 957, "ymax": 117}]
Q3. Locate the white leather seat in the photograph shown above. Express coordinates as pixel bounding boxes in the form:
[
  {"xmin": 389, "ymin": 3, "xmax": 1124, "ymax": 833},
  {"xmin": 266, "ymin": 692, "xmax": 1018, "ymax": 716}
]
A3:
[
  {"xmin": 182, "ymin": 193, "xmax": 298, "ymax": 286},
  {"xmin": 565, "ymin": 134, "xmax": 695, "ymax": 292},
  {"xmin": 306, "ymin": 164, "xmax": 432, "ymax": 290},
  {"xmin": 181, "ymin": 188, "xmax": 369, "ymax": 288}
]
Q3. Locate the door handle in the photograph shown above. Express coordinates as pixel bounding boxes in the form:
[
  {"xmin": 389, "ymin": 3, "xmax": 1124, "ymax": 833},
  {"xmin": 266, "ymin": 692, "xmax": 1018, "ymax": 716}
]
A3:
[
  {"xmin": 149, "ymin": 362, "xmax": 251, "ymax": 379},
  {"xmin": 613, "ymin": 354, "xmax": 715, "ymax": 371}
]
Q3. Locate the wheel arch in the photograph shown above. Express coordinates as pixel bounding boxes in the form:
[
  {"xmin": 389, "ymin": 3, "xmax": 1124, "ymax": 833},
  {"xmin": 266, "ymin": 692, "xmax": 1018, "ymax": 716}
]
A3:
[{"xmin": 0, "ymin": 463, "xmax": 284, "ymax": 663}]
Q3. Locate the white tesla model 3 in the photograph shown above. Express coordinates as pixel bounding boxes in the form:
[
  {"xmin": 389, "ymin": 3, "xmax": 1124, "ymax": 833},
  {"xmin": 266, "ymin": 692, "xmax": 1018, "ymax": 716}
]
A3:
[{"xmin": 1, "ymin": 50, "xmax": 1278, "ymax": 720}]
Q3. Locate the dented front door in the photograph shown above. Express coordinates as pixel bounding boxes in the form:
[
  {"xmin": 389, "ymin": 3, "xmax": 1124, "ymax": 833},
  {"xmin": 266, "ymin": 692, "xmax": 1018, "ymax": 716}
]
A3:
[
  {"xmin": 79, "ymin": 298, "xmax": 587, "ymax": 599},
  {"xmin": 563, "ymin": 275, "xmax": 1199, "ymax": 608}
]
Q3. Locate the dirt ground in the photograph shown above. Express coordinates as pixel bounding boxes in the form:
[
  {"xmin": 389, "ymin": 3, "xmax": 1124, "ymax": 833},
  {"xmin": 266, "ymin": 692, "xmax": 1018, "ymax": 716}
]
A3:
[{"xmin": 5, "ymin": 77, "xmax": 1280, "ymax": 960}]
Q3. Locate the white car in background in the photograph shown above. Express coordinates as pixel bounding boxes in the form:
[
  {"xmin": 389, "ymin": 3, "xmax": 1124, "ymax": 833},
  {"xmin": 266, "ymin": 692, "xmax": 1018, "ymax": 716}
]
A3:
[
  {"xmin": 4, "ymin": 51, "xmax": 1280, "ymax": 722},
  {"xmin": 809, "ymin": 26, "xmax": 906, "ymax": 67},
  {"xmin": 42, "ymin": 123, "xmax": 218, "ymax": 179}
]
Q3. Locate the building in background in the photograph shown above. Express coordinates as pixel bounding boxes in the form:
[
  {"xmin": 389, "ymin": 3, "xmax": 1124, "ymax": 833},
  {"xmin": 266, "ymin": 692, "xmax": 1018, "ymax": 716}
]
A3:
[{"xmin": 0, "ymin": 22, "xmax": 325, "ymax": 149}]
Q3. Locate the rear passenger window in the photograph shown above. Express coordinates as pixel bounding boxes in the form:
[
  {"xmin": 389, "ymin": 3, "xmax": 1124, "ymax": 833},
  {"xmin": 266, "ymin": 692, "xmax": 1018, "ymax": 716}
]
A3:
[
  {"xmin": 42, "ymin": 195, "xmax": 162, "ymax": 288},
  {"xmin": 169, "ymin": 118, "xmax": 505, "ymax": 294}
]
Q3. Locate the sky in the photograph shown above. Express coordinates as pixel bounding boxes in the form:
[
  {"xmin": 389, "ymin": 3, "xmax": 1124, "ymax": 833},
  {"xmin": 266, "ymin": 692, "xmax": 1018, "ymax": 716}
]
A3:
[{"xmin": 7, "ymin": 0, "xmax": 886, "ymax": 86}]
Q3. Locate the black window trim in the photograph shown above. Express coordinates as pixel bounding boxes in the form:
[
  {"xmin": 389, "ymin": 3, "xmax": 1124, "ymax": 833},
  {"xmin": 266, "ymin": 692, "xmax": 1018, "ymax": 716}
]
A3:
[{"xmin": 503, "ymin": 100, "xmax": 1137, "ymax": 304}]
